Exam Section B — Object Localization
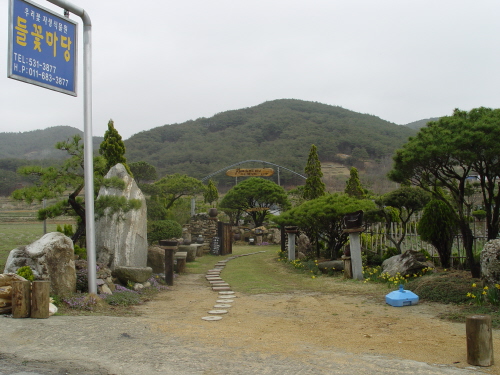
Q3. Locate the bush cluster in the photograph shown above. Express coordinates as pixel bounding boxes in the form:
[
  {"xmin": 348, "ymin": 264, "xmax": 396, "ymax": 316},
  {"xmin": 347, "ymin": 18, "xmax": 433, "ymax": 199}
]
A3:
[{"xmin": 147, "ymin": 219, "xmax": 182, "ymax": 244}]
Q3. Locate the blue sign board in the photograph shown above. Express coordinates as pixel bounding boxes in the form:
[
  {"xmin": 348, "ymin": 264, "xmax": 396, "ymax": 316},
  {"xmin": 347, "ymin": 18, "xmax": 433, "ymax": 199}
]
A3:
[{"xmin": 8, "ymin": 0, "xmax": 77, "ymax": 96}]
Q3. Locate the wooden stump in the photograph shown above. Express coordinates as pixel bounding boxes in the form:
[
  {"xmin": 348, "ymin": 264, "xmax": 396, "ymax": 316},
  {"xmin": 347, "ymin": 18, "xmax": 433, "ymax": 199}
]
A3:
[
  {"xmin": 12, "ymin": 280, "xmax": 31, "ymax": 318},
  {"xmin": 31, "ymin": 281, "xmax": 50, "ymax": 319},
  {"xmin": 342, "ymin": 257, "xmax": 353, "ymax": 279},
  {"xmin": 466, "ymin": 314, "xmax": 494, "ymax": 366},
  {"xmin": 164, "ymin": 248, "xmax": 174, "ymax": 286}
]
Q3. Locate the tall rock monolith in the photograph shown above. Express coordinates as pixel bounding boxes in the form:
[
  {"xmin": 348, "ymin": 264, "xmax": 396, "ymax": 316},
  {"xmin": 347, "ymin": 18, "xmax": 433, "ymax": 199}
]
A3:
[{"xmin": 95, "ymin": 163, "xmax": 148, "ymax": 270}]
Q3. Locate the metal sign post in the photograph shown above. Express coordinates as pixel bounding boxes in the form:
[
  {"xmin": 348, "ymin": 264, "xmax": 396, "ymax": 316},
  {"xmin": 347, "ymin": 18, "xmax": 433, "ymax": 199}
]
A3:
[{"xmin": 7, "ymin": 0, "xmax": 96, "ymax": 294}]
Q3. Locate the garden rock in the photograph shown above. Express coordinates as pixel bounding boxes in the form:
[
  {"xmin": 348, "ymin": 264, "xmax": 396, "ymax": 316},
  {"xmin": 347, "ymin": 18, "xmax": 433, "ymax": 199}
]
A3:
[
  {"xmin": 75, "ymin": 260, "xmax": 114, "ymax": 293},
  {"xmin": 271, "ymin": 228, "xmax": 281, "ymax": 244},
  {"xmin": 296, "ymin": 233, "xmax": 312, "ymax": 257},
  {"xmin": 178, "ymin": 245, "xmax": 197, "ymax": 262},
  {"xmin": 317, "ymin": 260, "xmax": 344, "ymax": 273},
  {"xmin": 481, "ymin": 239, "xmax": 500, "ymax": 284},
  {"xmin": 3, "ymin": 232, "xmax": 76, "ymax": 297},
  {"xmin": 381, "ymin": 250, "xmax": 434, "ymax": 277},
  {"xmin": 147, "ymin": 246, "xmax": 165, "ymax": 274},
  {"xmin": 95, "ymin": 163, "xmax": 148, "ymax": 270},
  {"xmin": 112, "ymin": 266, "xmax": 152, "ymax": 284},
  {"xmin": 100, "ymin": 284, "xmax": 113, "ymax": 295}
]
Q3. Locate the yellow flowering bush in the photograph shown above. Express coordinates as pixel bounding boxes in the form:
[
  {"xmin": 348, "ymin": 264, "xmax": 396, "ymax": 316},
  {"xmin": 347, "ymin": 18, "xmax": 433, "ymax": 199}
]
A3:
[
  {"xmin": 467, "ymin": 283, "xmax": 500, "ymax": 306},
  {"xmin": 362, "ymin": 265, "xmax": 433, "ymax": 287}
]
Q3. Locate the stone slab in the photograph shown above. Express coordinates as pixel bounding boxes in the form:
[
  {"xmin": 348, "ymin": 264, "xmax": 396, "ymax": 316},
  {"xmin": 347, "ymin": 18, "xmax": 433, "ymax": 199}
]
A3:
[
  {"xmin": 216, "ymin": 299, "xmax": 234, "ymax": 303},
  {"xmin": 212, "ymin": 286, "xmax": 231, "ymax": 291},
  {"xmin": 208, "ymin": 309, "xmax": 228, "ymax": 314},
  {"xmin": 202, "ymin": 316, "xmax": 222, "ymax": 321}
]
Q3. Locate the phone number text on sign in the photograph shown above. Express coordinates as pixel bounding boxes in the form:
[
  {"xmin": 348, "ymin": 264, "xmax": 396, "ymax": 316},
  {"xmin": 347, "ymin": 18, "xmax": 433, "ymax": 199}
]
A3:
[{"xmin": 8, "ymin": 0, "xmax": 77, "ymax": 96}]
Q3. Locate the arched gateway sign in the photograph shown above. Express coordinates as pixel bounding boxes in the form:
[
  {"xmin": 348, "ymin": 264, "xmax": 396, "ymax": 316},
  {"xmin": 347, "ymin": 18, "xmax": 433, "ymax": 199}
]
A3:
[
  {"xmin": 191, "ymin": 160, "xmax": 306, "ymax": 216},
  {"xmin": 202, "ymin": 160, "xmax": 305, "ymax": 182}
]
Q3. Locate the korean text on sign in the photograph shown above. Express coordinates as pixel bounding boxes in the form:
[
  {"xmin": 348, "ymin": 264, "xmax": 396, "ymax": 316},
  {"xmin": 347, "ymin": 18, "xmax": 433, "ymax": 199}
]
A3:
[{"xmin": 8, "ymin": 0, "xmax": 78, "ymax": 96}]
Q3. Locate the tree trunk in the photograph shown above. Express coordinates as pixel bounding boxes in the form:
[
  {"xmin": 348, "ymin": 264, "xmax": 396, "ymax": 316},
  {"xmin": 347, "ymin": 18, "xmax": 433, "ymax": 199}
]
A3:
[{"xmin": 460, "ymin": 222, "xmax": 480, "ymax": 278}]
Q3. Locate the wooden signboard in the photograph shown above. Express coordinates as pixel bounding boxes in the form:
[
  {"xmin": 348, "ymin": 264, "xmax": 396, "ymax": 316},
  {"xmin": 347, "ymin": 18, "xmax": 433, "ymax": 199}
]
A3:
[{"xmin": 226, "ymin": 168, "xmax": 274, "ymax": 177}]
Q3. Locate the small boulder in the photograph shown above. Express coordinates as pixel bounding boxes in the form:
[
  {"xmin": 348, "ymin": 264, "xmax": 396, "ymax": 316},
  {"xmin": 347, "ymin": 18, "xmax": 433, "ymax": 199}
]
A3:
[
  {"xmin": 296, "ymin": 234, "xmax": 312, "ymax": 257},
  {"xmin": 147, "ymin": 246, "xmax": 165, "ymax": 274},
  {"xmin": 112, "ymin": 266, "xmax": 152, "ymax": 284},
  {"xmin": 382, "ymin": 250, "xmax": 434, "ymax": 277}
]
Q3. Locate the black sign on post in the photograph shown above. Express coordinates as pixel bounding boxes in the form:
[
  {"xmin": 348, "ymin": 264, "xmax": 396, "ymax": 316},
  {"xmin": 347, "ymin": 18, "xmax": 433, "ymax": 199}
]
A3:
[
  {"xmin": 344, "ymin": 210, "xmax": 364, "ymax": 229},
  {"xmin": 210, "ymin": 237, "xmax": 221, "ymax": 255}
]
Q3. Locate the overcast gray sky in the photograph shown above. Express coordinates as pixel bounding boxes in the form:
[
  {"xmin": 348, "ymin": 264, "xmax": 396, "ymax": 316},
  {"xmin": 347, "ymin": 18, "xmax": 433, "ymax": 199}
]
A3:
[{"xmin": 1, "ymin": 0, "xmax": 500, "ymax": 140}]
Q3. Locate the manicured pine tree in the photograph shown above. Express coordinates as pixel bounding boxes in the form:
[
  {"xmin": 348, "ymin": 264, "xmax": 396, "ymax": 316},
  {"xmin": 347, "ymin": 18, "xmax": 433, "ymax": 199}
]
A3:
[
  {"xmin": 204, "ymin": 179, "xmax": 219, "ymax": 207},
  {"xmin": 303, "ymin": 144, "xmax": 325, "ymax": 200},
  {"xmin": 99, "ymin": 119, "xmax": 129, "ymax": 173},
  {"xmin": 344, "ymin": 167, "xmax": 365, "ymax": 198}
]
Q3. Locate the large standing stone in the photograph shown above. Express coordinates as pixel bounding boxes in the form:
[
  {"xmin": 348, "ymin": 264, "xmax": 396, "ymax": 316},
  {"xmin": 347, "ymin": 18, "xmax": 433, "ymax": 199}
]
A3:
[
  {"xmin": 381, "ymin": 250, "xmax": 434, "ymax": 277},
  {"xmin": 3, "ymin": 232, "xmax": 76, "ymax": 297},
  {"xmin": 95, "ymin": 163, "xmax": 148, "ymax": 270},
  {"xmin": 481, "ymin": 239, "xmax": 500, "ymax": 284}
]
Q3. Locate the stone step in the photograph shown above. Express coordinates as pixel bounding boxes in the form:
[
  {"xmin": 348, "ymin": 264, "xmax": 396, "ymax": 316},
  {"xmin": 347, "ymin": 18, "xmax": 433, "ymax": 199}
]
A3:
[{"xmin": 212, "ymin": 286, "xmax": 231, "ymax": 291}]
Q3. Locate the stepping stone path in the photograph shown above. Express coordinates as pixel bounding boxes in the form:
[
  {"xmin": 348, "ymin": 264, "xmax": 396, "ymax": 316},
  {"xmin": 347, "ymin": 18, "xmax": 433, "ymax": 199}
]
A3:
[{"xmin": 201, "ymin": 251, "xmax": 266, "ymax": 322}]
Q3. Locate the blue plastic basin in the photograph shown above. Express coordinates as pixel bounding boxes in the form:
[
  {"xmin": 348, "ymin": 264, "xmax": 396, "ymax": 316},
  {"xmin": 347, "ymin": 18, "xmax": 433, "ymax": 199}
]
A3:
[{"xmin": 386, "ymin": 285, "xmax": 419, "ymax": 307}]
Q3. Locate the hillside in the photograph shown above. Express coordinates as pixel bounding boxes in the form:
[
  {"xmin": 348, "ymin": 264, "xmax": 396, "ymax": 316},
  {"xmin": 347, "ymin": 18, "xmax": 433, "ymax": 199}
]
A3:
[
  {"xmin": 405, "ymin": 117, "xmax": 441, "ymax": 130},
  {"xmin": 125, "ymin": 99, "xmax": 416, "ymax": 186},
  {"xmin": 0, "ymin": 126, "xmax": 103, "ymax": 160}
]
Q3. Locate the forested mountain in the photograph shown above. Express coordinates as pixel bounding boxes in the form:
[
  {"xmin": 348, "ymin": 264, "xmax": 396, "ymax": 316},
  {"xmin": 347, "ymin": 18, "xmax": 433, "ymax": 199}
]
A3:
[
  {"xmin": 0, "ymin": 126, "xmax": 103, "ymax": 196},
  {"xmin": 0, "ymin": 99, "xmax": 422, "ymax": 195},
  {"xmin": 0, "ymin": 126, "xmax": 103, "ymax": 159},
  {"xmin": 125, "ymin": 99, "xmax": 416, "ymax": 184},
  {"xmin": 405, "ymin": 117, "xmax": 441, "ymax": 130}
]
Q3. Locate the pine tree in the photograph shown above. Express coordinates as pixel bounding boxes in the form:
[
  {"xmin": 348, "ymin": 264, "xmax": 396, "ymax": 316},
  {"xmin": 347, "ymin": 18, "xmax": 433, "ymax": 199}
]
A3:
[
  {"xmin": 99, "ymin": 119, "xmax": 128, "ymax": 173},
  {"xmin": 203, "ymin": 179, "xmax": 219, "ymax": 206},
  {"xmin": 303, "ymin": 144, "xmax": 325, "ymax": 200},
  {"xmin": 344, "ymin": 167, "xmax": 365, "ymax": 198}
]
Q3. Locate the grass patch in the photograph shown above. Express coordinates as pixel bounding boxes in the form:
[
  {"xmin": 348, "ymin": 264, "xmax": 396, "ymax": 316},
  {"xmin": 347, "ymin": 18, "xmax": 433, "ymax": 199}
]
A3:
[
  {"xmin": 405, "ymin": 271, "xmax": 476, "ymax": 304},
  {"xmin": 221, "ymin": 245, "xmax": 381, "ymax": 296}
]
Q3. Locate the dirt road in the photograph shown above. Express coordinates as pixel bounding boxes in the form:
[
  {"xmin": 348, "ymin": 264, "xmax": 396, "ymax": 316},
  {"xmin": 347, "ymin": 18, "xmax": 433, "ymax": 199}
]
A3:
[{"xmin": 1, "ymin": 268, "xmax": 498, "ymax": 374}]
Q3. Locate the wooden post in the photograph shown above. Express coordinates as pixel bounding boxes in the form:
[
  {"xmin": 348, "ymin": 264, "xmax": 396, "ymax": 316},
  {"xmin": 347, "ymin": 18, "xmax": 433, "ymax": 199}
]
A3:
[
  {"xmin": 31, "ymin": 281, "xmax": 50, "ymax": 319},
  {"xmin": 342, "ymin": 256, "xmax": 353, "ymax": 279},
  {"xmin": 12, "ymin": 280, "xmax": 31, "ymax": 318},
  {"xmin": 466, "ymin": 315, "xmax": 494, "ymax": 366},
  {"xmin": 164, "ymin": 248, "xmax": 174, "ymax": 286}
]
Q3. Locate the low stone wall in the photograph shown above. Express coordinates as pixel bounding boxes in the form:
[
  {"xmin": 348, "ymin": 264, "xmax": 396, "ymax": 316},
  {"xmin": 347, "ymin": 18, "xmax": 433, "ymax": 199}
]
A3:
[{"xmin": 187, "ymin": 213, "xmax": 218, "ymax": 251}]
